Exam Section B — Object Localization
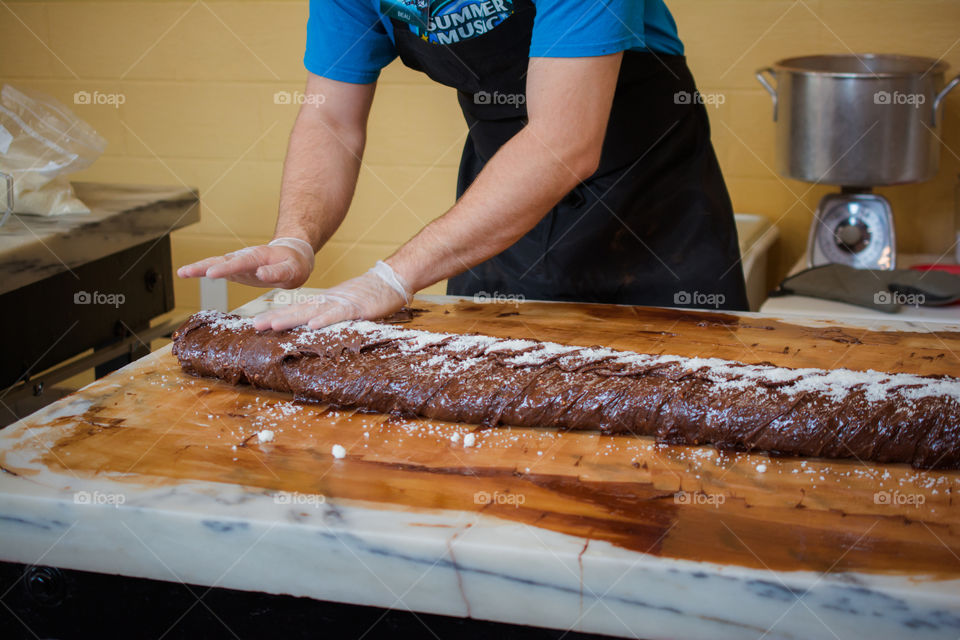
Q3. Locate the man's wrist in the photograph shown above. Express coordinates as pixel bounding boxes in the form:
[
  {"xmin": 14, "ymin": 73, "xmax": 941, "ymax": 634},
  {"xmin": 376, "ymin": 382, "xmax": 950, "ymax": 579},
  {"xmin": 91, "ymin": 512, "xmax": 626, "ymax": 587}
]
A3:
[
  {"xmin": 269, "ymin": 237, "xmax": 316, "ymax": 269},
  {"xmin": 271, "ymin": 230, "xmax": 315, "ymax": 249},
  {"xmin": 383, "ymin": 254, "xmax": 425, "ymax": 294},
  {"xmin": 371, "ymin": 260, "xmax": 412, "ymax": 304},
  {"xmin": 273, "ymin": 213, "xmax": 323, "ymax": 252}
]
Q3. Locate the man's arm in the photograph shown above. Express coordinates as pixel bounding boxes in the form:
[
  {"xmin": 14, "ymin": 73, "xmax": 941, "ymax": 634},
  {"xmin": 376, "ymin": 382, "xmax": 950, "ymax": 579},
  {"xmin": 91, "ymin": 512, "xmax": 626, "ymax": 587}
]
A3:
[
  {"xmin": 254, "ymin": 53, "xmax": 623, "ymax": 331},
  {"xmin": 177, "ymin": 73, "xmax": 375, "ymax": 288},
  {"xmin": 273, "ymin": 73, "xmax": 374, "ymax": 252},
  {"xmin": 387, "ymin": 53, "xmax": 623, "ymax": 291}
]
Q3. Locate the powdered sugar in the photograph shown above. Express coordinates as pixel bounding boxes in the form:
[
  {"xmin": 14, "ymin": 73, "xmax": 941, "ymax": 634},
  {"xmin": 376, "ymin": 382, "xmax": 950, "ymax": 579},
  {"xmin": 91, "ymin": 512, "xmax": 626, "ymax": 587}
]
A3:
[
  {"xmin": 201, "ymin": 312, "xmax": 960, "ymax": 407},
  {"xmin": 196, "ymin": 309, "xmax": 255, "ymax": 334},
  {"xmin": 487, "ymin": 339, "xmax": 540, "ymax": 353},
  {"xmin": 505, "ymin": 343, "xmax": 582, "ymax": 366}
]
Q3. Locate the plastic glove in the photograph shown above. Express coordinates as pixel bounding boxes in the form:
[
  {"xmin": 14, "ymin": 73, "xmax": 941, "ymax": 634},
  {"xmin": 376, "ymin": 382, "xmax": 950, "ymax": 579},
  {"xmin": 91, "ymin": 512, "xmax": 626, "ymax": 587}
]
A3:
[
  {"xmin": 177, "ymin": 237, "xmax": 314, "ymax": 289},
  {"xmin": 252, "ymin": 261, "xmax": 412, "ymax": 332}
]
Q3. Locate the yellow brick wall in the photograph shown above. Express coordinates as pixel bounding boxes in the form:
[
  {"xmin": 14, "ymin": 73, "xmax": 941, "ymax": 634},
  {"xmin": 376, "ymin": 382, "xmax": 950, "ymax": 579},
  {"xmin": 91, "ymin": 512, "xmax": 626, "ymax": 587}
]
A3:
[{"xmin": 2, "ymin": 0, "xmax": 959, "ymax": 312}]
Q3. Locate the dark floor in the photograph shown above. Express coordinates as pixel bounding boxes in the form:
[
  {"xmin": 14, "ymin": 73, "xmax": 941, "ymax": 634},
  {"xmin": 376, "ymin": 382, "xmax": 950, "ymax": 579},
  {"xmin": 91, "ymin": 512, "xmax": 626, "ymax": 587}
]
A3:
[{"xmin": 0, "ymin": 562, "xmax": 616, "ymax": 640}]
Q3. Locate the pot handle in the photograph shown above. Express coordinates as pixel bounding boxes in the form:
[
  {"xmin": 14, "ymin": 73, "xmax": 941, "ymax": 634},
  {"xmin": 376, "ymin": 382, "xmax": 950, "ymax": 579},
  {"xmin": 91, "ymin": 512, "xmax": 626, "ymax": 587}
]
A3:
[
  {"xmin": 933, "ymin": 73, "xmax": 960, "ymax": 126},
  {"xmin": 755, "ymin": 67, "xmax": 778, "ymax": 121},
  {"xmin": 0, "ymin": 172, "xmax": 11, "ymax": 228}
]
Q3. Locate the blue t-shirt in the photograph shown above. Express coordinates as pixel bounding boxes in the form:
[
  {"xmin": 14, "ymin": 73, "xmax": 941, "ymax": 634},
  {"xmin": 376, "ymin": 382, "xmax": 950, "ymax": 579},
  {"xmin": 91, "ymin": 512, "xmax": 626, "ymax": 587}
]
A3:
[{"xmin": 304, "ymin": 0, "xmax": 684, "ymax": 84}]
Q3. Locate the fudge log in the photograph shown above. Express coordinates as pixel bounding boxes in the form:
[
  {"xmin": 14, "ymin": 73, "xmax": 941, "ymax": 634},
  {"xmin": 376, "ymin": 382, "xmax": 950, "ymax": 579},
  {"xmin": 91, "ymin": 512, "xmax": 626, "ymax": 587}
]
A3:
[{"xmin": 172, "ymin": 311, "xmax": 960, "ymax": 469}]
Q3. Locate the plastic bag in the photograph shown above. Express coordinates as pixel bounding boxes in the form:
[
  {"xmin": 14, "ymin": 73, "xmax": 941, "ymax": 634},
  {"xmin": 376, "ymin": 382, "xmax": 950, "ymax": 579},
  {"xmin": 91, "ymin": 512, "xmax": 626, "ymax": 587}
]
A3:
[{"xmin": 0, "ymin": 85, "xmax": 107, "ymax": 215}]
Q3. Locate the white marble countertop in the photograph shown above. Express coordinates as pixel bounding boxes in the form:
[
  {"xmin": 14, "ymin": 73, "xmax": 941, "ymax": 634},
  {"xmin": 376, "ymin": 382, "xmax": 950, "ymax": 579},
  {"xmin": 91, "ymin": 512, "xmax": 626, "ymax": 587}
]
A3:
[
  {"xmin": 0, "ymin": 295, "xmax": 958, "ymax": 639},
  {"xmin": 0, "ymin": 182, "xmax": 199, "ymax": 295}
]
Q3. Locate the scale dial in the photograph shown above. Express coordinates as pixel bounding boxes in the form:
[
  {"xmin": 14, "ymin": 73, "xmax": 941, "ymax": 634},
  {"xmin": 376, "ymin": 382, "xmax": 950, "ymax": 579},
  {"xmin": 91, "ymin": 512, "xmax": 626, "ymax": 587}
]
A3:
[{"xmin": 807, "ymin": 193, "xmax": 895, "ymax": 270}]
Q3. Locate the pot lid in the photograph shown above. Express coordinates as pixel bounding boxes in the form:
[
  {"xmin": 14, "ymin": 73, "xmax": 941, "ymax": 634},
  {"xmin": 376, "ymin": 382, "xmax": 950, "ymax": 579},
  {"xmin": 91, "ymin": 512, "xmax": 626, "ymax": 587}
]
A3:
[{"xmin": 773, "ymin": 53, "xmax": 948, "ymax": 78}]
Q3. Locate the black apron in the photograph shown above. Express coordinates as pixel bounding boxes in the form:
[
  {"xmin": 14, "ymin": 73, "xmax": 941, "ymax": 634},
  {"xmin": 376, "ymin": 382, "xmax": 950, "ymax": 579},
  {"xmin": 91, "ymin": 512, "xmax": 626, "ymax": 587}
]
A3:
[{"xmin": 390, "ymin": 0, "xmax": 749, "ymax": 310}]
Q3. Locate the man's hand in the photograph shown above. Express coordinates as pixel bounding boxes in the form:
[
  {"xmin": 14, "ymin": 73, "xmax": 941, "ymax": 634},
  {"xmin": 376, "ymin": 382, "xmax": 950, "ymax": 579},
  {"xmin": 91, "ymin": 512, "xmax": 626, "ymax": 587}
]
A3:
[
  {"xmin": 177, "ymin": 238, "xmax": 314, "ymax": 289},
  {"xmin": 252, "ymin": 260, "xmax": 412, "ymax": 331}
]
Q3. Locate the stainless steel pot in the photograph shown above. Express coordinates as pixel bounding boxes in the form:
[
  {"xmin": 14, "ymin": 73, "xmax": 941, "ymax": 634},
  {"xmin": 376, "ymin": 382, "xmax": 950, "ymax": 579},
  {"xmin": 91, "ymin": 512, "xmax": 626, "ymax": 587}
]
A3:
[{"xmin": 756, "ymin": 54, "xmax": 959, "ymax": 186}]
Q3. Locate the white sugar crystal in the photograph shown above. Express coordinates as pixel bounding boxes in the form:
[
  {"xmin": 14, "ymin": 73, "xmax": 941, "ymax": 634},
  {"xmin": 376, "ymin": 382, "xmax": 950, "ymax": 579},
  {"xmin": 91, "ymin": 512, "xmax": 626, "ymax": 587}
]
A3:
[
  {"xmin": 487, "ymin": 339, "xmax": 539, "ymax": 353},
  {"xmin": 257, "ymin": 429, "xmax": 275, "ymax": 443},
  {"xmin": 505, "ymin": 343, "xmax": 581, "ymax": 366},
  {"xmin": 199, "ymin": 312, "xmax": 960, "ymax": 408},
  {"xmin": 331, "ymin": 444, "xmax": 346, "ymax": 459},
  {"xmin": 756, "ymin": 464, "xmax": 767, "ymax": 473},
  {"xmin": 200, "ymin": 310, "xmax": 254, "ymax": 333},
  {"xmin": 463, "ymin": 433, "xmax": 476, "ymax": 447}
]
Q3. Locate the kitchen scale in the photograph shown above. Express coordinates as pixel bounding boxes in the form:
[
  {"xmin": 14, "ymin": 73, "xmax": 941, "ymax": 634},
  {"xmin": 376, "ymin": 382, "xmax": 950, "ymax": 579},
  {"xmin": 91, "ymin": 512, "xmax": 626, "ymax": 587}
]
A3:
[
  {"xmin": 807, "ymin": 188, "xmax": 895, "ymax": 270},
  {"xmin": 756, "ymin": 53, "xmax": 960, "ymax": 272}
]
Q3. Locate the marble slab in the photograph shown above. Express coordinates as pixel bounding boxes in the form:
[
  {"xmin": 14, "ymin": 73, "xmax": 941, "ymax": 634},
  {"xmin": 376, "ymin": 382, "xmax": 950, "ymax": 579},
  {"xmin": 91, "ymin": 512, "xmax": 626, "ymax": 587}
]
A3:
[
  {"xmin": 1, "ymin": 405, "xmax": 958, "ymax": 640},
  {"xmin": 0, "ymin": 296, "xmax": 958, "ymax": 639},
  {"xmin": 0, "ymin": 182, "xmax": 199, "ymax": 295}
]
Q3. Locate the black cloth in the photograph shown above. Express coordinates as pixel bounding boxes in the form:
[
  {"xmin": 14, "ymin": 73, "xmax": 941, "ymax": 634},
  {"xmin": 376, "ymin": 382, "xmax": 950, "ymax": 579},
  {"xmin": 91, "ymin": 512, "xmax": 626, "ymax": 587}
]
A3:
[
  {"xmin": 775, "ymin": 264, "xmax": 960, "ymax": 312},
  {"xmin": 391, "ymin": 0, "xmax": 748, "ymax": 310}
]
